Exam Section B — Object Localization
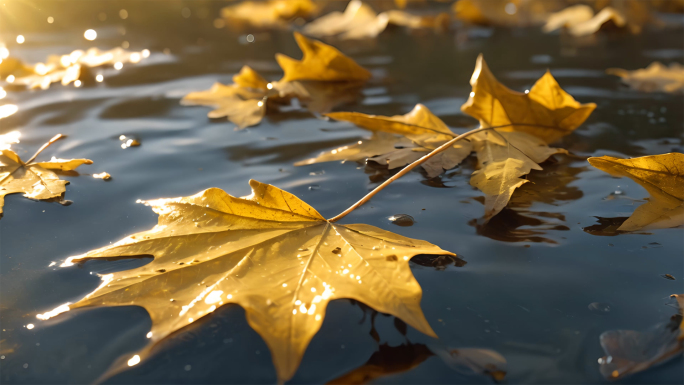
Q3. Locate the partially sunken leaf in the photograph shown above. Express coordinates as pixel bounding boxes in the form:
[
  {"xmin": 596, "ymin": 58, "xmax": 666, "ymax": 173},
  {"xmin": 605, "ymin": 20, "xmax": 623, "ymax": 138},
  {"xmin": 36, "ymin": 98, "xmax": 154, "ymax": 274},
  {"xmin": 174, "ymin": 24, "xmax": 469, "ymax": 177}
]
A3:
[
  {"xmin": 470, "ymin": 131, "xmax": 566, "ymax": 220},
  {"xmin": 0, "ymin": 148, "xmax": 91, "ymax": 217},
  {"xmin": 607, "ymin": 62, "xmax": 684, "ymax": 94},
  {"xmin": 598, "ymin": 294, "xmax": 683, "ymax": 380},
  {"xmin": 588, "ymin": 153, "xmax": 684, "ymax": 231},
  {"xmin": 56, "ymin": 180, "xmax": 451, "ymax": 382},
  {"xmin": 276, "ymin": 32, "xmax": 372, "ymax": 82},
  {"xmin": 461, "ymin": 54, "xmax": 596, "ymax": 144}
]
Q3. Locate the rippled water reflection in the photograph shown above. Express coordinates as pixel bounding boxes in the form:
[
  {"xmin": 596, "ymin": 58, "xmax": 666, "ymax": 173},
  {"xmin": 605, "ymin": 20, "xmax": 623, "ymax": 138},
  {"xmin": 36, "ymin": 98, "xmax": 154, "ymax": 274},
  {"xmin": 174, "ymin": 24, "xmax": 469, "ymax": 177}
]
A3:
[{"xmin": 1, "ymin": 2, "xmax": 683, "ymax": 384}]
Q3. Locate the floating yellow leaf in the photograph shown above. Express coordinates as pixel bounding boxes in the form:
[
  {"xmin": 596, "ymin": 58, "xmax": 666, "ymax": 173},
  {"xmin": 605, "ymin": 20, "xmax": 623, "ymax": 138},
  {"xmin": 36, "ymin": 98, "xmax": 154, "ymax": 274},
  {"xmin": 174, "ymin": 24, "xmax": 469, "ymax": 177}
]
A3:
[
  {"xmin": 180, "ymin": 67, "xmax": 268, "ymax": 129},
  {"xmin": 276, "ymin": 32, "xmax": 372, "ymax": 82},
  {"xmin": 542, "ymin": 4, "xmax": 594, "ymax": 33},
  {"xmin": 588, "ymin": 153, "xmax": 684, "ymax": 231},
  {"xmin": 461, "ymin": 54, "xmax": 596, "ymax": 144},
  {"xmin": 302, "ymin": 1, "xmax": 449, "ymax": 40},
  {"xmin": 452, "ymin": 0, "xmax": 563, "ymax": 27},
  {"xmin": 607, "ymin": 62, "xmax": 684, "ymax": 94},
  {"xmin": 598, "ymin": 294, "xmax": 683, "ymax": 380},
  {"xmin": 564, "ymin": 7, "xmax": 627, "ymax": 36},
  {"xmin": 221, "ymin": 0, "xmax": 318, "ymax": 29},
  {"xmin": 303, "ymin": 1, "xmax": 388, "ymax": 40},
  {"xmin": 56, "ymin": 180, "xmax": 452, "ymax": 382},
  {"xmin": 0, "ymin": 136, "xmax": 92, "ymax": 217}
]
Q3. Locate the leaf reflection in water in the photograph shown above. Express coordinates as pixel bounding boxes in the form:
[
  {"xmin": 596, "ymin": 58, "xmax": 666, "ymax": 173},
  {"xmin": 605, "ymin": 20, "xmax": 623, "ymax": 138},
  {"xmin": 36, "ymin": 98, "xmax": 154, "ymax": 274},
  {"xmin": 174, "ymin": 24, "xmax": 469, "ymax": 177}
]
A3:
[{"xmin": 470, "ymin": 157, "xmax": 584, "ymax": 244}]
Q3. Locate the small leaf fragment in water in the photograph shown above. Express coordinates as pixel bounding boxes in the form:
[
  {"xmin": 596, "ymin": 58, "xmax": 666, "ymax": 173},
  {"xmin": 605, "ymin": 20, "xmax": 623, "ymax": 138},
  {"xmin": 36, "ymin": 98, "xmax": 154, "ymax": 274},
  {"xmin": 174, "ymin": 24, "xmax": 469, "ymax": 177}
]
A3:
[
  {"xmin": 119, "ymin": 135, "xmax": 140, "ymax": 149},
  {"xmin": 93, "ymin": 172, "xmax": 111, "ymax": 180},
  {"xmin": 388, "ymin": 214, "xmax": 415, "ymax": 227},
  {"xmin": 662, "ymin": 274, "xmax": 676, "ymax": 281}
]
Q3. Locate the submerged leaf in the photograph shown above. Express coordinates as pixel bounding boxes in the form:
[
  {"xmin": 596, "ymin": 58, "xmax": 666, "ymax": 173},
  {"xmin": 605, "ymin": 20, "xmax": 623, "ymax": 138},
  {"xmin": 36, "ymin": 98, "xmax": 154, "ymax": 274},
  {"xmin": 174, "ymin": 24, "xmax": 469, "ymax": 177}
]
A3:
[
  {"xmin": 470, "ymin": 131, "xmax": 566, "ymax": 220},
  {"xmin": 0, "ymin": 146, "xmax": 91, "ymax": 217},
  {"xmin": 607, "ymin": 62, "xmax": 684, "ymax": 94},
  {"xmin": 598, "ymin": 294, "xmax": 683, "ymax": 380},
  {"xmin": 56, "ymin": 180, "xmax": 453, "ymax": 382},
  {"xmin": 588, "ymin": 153, "xmax": 684, "ymax": 231},
  {"xmin": 276, "ymin": 32, "xmax": 372, "ymax": 82}
]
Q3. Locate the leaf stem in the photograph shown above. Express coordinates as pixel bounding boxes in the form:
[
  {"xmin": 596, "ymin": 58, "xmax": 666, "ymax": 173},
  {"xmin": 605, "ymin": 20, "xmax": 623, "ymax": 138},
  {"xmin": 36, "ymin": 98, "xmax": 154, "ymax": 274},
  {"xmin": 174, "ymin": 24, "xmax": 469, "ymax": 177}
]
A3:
[
  {"xmin": 327, "ymin": 126, "xmax": 489, "ymax": 222},
  {"xmin": 25, "ymin": 134, "xmax": 65, "ymax": 164}
]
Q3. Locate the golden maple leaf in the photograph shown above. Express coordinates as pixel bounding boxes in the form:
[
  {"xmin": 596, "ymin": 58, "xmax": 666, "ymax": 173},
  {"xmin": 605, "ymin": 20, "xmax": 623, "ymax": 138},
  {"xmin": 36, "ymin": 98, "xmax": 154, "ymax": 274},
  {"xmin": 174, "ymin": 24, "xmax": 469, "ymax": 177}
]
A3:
[
  {"xmin": 0, "ymin": 135, "xmax": 92, "ymax": 217},
  {"xmin": 607, "ymin": 62, "xmax": 684, "ymax": 94},
  {"xmin": 588, "ymin": 153, "xmax": 684, "ymax": 231},
  {"xmin": 461, "ymin": 54, "xmax": 596, "ymax": 144},
  {"xmin": 52, "ymin": 180, "xmax": 452, "ymax": 382},
  {"xmin": 183, "ymin": 34, "xmax": 370, "ymax": 128},
  {"xmin": 276, "ymin": 32, "xmax": 372, "ymax": 82},
  {"xmin": 461, "ymin": 55, "xmax": 594, "ymax": 220}
]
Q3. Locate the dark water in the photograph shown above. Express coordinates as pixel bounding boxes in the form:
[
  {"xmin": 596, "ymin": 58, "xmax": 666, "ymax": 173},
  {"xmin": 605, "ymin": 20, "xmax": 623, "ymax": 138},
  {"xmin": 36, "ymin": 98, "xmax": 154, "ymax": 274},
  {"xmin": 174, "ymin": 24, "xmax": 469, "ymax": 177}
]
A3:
[{"xmin": 1, "ymin": 2, "xmax": 683, "ymax": 384}]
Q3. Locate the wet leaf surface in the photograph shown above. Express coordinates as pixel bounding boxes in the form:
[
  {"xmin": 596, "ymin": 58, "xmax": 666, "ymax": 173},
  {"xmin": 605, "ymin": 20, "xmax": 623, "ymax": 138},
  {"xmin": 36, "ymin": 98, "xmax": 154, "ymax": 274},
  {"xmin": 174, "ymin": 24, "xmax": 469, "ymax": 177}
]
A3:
[{"xmin": 55, "ymin": 180, "xmax": 454, "ymax": 382}]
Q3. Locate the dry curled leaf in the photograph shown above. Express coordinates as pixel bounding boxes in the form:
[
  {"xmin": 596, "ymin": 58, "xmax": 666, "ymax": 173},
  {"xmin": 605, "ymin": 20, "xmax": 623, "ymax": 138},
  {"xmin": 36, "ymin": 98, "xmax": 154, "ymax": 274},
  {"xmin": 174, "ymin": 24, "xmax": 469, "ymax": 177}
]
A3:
[
  {"xmin": 607, "ymin": 62, "xmax": 684, "ymax": 94},
  {"xmin": 542, "ymin": 4, "xmax": 595, "ymax": 33},
  {"xmin": 598, "ymin": 294, "xmax": 683, "ymax": 380},
  {"xmin": 0, "ymin": 139, "xmax": 91, "ymax": 217},
  {"xmin": 588, "ymin": 153, "xmax": 684, "ymax": 231},
  {"xmin": 221, "ymin": 0, "xmax": 318, "ymax": 29},
  {"xmin": 52, "ymin": 180, "xmax": 452, "ymax": 382},
  {"xmin": 302, "ymin": 1, "xmax": 449, "ymax": 40},
  {"xmin": 276, "ymin": 32, "xmax": 372, "ymax": 82}
]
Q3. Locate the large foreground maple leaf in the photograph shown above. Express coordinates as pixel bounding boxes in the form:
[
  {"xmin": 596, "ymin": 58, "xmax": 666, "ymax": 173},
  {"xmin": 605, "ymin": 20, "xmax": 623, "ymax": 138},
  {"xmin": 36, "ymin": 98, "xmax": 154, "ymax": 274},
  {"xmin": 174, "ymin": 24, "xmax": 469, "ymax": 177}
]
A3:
[{"xmin": 52, "ymin": 180, "xmax": 452, "ymax": 382}]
